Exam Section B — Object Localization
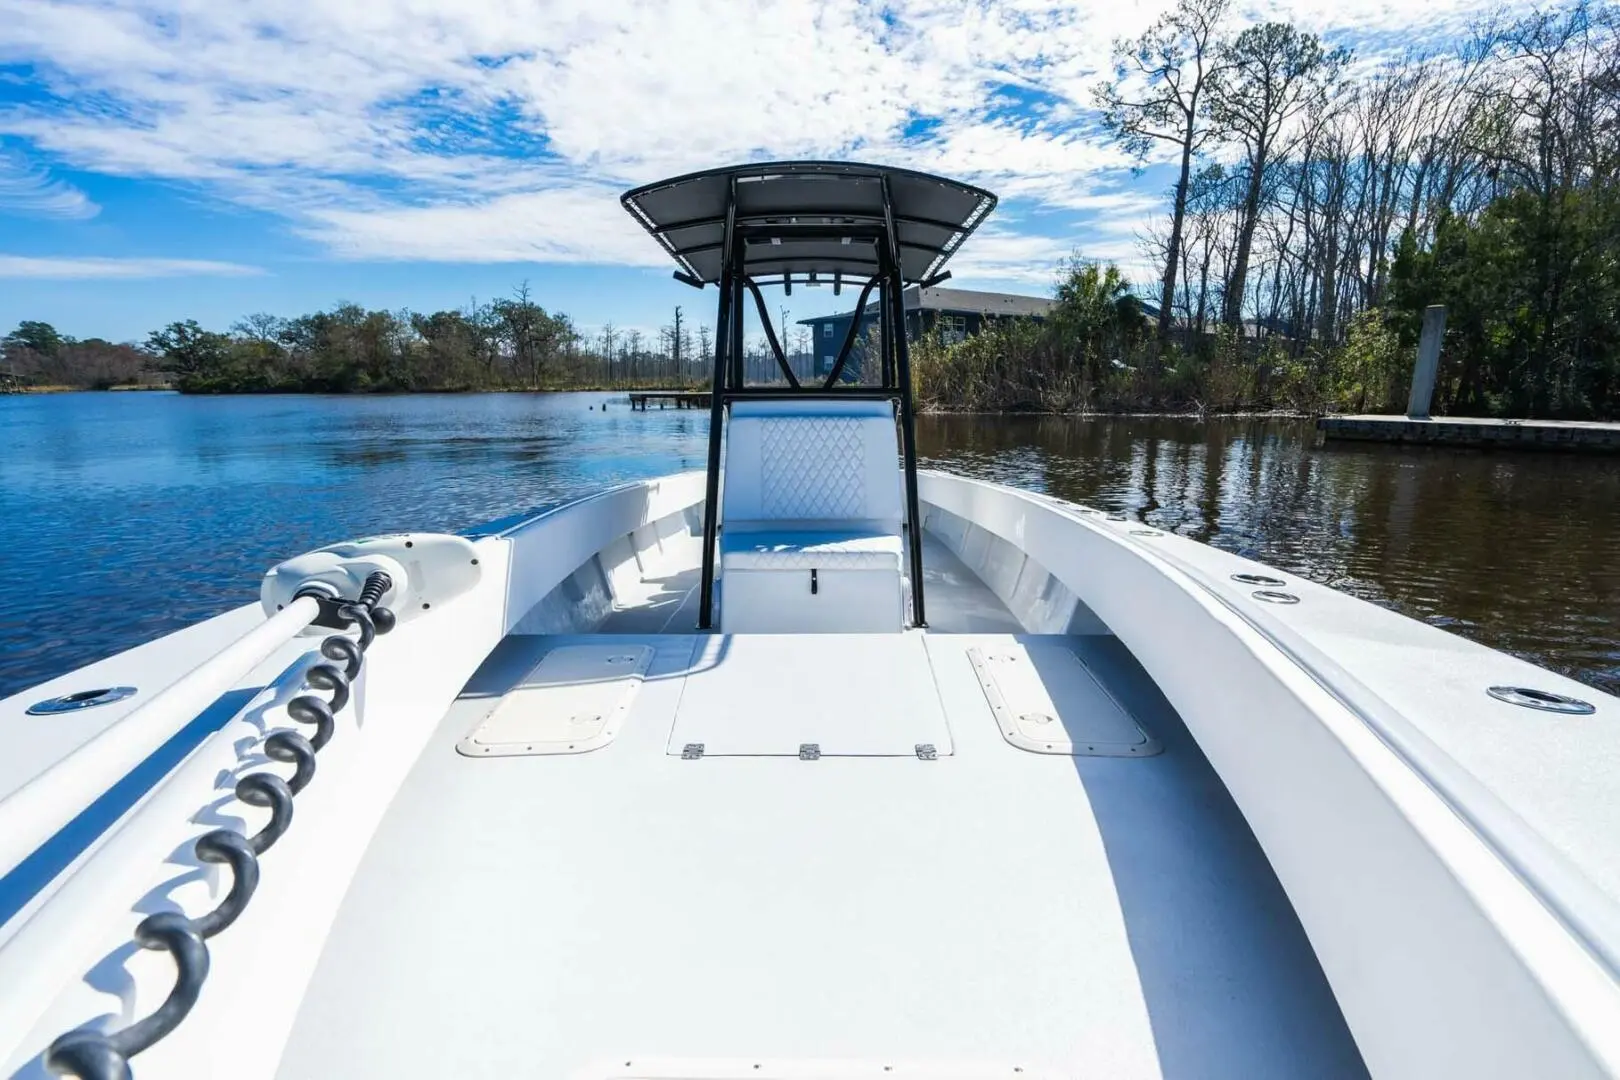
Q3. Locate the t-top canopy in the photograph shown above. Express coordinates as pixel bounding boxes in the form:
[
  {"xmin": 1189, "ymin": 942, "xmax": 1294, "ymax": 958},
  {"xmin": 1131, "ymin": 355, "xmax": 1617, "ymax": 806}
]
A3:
[{"xmin": 621, "ymin": 161, "xmax": 997, "ymax": 287}]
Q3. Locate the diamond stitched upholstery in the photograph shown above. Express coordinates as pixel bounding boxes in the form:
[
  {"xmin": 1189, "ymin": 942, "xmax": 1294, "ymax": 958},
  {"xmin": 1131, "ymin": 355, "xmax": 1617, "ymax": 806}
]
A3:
[
  {"xmin": 721, "ymin": 399, "xmax": 901, "ymax": 530},
  {"xmin": 719, "ymin": 399, "xmax": 907, "ymax": 632},
  {"xmin": 759, "ymin": 418, "xmax": 865, "ymax": 519},
  {"xmin": 722, "ymin": 529, "xmax": 900, "ymax": 571}
]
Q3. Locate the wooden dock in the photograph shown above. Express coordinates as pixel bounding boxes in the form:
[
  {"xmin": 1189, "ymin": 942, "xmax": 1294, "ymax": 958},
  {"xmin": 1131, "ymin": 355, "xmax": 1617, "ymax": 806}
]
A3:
[
  {"xmin": 1319, "ymin": 414, "xmax": 1620, "ymax": 452},
  {"xmin": 629, "ymin": 390, "xmax": 710, "ymax": 410}
]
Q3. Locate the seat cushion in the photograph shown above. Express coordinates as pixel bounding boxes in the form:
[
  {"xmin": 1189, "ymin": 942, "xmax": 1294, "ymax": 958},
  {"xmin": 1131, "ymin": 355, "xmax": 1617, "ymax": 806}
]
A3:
[
  {"xmin": 722, "ymin": 400, "xmax": 902, "ymax": 532},
  {"xmin": 721, "ymin": 529, "xmax": 902, "ymax": 571}
]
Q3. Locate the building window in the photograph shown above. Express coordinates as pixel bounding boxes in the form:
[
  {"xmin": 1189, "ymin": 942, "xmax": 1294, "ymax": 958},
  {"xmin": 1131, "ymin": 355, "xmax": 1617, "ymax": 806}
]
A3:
[
  {"xmin": 938, "ymin": 314, "xmax": 967, "ymax": 344},
  {"xmin": 823, "ymin": 324, "xmax": 833, "ymax": 338}
]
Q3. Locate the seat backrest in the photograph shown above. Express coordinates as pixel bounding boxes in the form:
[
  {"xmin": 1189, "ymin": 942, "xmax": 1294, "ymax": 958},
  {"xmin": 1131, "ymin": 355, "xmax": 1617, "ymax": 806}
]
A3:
[{"xmin": 721, "ymin": 399, "xmax": 902, "ymax": 533}]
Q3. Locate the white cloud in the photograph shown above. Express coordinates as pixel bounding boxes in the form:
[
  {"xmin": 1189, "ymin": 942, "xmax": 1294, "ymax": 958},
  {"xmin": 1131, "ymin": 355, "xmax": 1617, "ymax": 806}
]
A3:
[
  {"xmin": 0, "ymin": 255, "xmax": 262, "ymax": 278},
  {"xmin": 0, "ymin": 151, "xmax": 97, "ymax": 219},
  {"xmin": 301, "ymin": 185, "xmax": 666, "ymax": 265},
  {"xmin": 0, "ymin": 0, "xmax": 1540, "ymax": 276},
  {"xmin": 946, "ymin": 225, "xmax": 1075, "ymax": 287}
]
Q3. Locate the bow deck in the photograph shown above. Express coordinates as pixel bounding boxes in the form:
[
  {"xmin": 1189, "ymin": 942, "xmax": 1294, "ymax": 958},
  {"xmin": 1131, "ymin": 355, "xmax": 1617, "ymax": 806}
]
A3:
[{"xmin": 274, "ymin": 630, "xmax": 1362, "ymax": 1078}]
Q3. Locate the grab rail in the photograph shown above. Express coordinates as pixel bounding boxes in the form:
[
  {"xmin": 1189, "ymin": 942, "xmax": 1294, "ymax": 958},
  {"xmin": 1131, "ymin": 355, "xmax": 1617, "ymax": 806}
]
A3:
[
  {"xmin": 39, "ymin": 581, "xmax": 393, "ymax": 1079},
  {"xmin": 0, "ymin": 596, "xmax": 324, "ymax": 886},
  {"xmin": 0, "ymin": 650, "xmax": 313, "ymax": 1065}
]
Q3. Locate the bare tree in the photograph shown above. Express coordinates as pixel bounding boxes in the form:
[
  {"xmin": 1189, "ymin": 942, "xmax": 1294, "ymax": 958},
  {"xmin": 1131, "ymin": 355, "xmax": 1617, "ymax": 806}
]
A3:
[
  {"xmin": 1207, "ymin": 22, "xmax": 1349, "ymax": 327},
  {"xmin": 1096, "ymin": 0, "xmax": 1231, "ymax": 341}
]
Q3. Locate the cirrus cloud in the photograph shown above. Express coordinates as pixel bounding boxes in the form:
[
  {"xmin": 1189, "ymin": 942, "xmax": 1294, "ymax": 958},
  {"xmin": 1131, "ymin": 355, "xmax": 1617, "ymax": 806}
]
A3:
[
  {"xmin": 0, "ymin": 149, "xmax": 97, "ymax": 219},
  {"xmin": 0, "ymin": 255, "xmax": 261, "ymax": 278}
]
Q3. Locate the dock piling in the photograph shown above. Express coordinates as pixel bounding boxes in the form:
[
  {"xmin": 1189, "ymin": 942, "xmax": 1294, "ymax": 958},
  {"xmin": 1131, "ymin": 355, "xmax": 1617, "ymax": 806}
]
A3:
[
  {"xmin": 1407, "ymin": 305, "xmax": 1446, "ymax": 420},
  {"xmin": 628, "ymin": 390, "xmax": 711, "ymax": 411}
]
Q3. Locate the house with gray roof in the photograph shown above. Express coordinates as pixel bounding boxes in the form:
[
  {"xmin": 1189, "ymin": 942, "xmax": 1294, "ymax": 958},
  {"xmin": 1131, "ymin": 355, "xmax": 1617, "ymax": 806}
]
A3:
[{"xmin": 798, "ymin": 286, "xmax": 1055, "ymax": 381}]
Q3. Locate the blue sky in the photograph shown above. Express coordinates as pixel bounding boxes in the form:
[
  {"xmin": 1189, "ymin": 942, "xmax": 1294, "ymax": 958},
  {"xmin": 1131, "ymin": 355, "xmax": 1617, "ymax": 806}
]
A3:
[{"xmin": 0, "ymin": 0, "xmax": 1509, "ymax": 346}]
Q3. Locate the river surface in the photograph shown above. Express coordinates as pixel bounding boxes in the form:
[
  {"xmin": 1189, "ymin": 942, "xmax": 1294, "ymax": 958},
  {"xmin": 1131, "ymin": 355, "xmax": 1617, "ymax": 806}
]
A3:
[{"xmin": 2, "ymin": 391, "xmax": 1616, "ymax": 699}]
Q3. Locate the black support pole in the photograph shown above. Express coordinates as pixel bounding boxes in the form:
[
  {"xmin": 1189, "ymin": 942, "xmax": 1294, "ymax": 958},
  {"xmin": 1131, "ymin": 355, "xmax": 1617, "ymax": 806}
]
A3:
[
  {"xmin": 890, "ymin": 268, "xmax": 927, "ymax": 627},
  {"xmin": 696, "ymin": 267, "xmax": 730, "ymax": 630},
  {"xmin": 881, "ymin": 279, "xmax": 896, "ymax": 390},
  {"xmin": 822, "ymin": 276, "xmax": 879, "ymax": 389},
  {"xmin": 880, "ymin": 174, "xmax": 927, "ymax": 627},
  {"xmin": 744, "ymin": 277, "xmax": 799, "ymax": 388},
  {"xmin": 695, "ymin": 181, "xmax": 739, "ymax": 630},
  {"xmin": 729, "ymin": 239, "xmax": 745, "ymax": 391}
]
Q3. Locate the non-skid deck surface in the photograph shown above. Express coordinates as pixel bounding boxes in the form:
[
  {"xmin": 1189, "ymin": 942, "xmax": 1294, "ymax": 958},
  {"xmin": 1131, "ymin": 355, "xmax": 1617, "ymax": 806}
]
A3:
[
  {"xmin": 276, "ymin": 632, "xmax": 1365, "ymax": 1079},
  {"xmin": 598, "ymin": 533, "xmax": 1026, "ymax": 635}
]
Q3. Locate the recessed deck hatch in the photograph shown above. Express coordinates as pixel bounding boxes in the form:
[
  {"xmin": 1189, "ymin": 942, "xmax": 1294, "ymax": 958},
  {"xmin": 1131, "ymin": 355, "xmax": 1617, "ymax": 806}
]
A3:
[
  {"xmin": 457, "ymin": 645, "xmax": 653, "ymax": 757},
  {"xmin": 584, "ymin": 1060, "xmax": 1070, "ymax": 1078},
  {"xmin": 667, "ymin": 634, "xmax": 953, "ymax": 756},
  {"xmin": 970, "ymin": 643, "xmax": 1160, "ymax": 757}
]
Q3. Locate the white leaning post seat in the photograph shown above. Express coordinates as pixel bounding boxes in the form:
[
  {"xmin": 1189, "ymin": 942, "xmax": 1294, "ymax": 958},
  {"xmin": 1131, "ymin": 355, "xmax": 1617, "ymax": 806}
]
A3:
[{"xmin": 719, "ymin": 399, "xmax": 905, "ymax": 632}]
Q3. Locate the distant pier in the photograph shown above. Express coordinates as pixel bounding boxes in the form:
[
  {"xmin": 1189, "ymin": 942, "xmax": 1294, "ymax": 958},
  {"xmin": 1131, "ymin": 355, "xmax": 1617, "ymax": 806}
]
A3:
[
  {"xmin": 629, "ymin": 390, "xmax": 710, "ymax": 411},
  {"xmin": 1319, "ymin": 414, "xmax": 1620, "ymax": 453}
]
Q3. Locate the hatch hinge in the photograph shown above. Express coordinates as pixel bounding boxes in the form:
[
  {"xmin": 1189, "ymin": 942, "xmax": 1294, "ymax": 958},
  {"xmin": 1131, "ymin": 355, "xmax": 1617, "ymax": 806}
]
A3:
[
  {"xmin": 681, "ymin": 743, "xmax": 705, "ymax": 760},
  {"xmin": 798, "ymin": 743, "xmax": 821, "ymax": 761},
  {"xmin": 915, "ymin": 743, "xmax": 938, "ymax": 761}
]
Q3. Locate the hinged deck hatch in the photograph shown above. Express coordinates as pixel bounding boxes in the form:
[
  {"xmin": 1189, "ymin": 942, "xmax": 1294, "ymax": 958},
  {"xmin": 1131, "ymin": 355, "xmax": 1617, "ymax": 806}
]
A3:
[{"xmin": 666, "ymin": 634, "xmax": 953, "ymax": 757}]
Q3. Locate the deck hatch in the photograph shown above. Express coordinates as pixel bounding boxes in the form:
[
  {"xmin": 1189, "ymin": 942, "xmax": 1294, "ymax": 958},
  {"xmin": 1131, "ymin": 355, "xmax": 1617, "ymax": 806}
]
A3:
[
  {"xmin": 583, "ymin": 1061, "xmax": 1069, "ymax": 1078},
  {"xmin": 666, "ymin": 634, "xmax": 953, "ymax": 757},
  {"xmin": 457, "ymin": 645, "xmax": 653, "ymax": 757},
  {"xmin": 970, "ymin": 644, "xmax": 1161, "ymax": 757}
]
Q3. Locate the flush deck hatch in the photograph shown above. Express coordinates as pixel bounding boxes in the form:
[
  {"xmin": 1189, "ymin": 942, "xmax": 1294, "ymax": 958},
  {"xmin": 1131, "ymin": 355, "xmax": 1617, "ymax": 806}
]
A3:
[
  {"xmin": 458, "ymin": 645, "xmax": 653, "ymax": 757},
  {"xmin": 970, "ymin": 643, "xmax": 1160, "ymax": 757}
]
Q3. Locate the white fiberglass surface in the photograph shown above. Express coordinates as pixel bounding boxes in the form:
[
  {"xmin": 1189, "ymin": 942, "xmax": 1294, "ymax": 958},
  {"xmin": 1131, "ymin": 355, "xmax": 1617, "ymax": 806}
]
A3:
[
  {"xmin": 666, "ymin": 634, "xmax": 952, "ymax": 756},
  {"xmin": 275, "ymin": 631, "xmax": 1364, "ymax": 1079},
  {"xmin": 595, "ymin": 532, "xmax": 1023, "ymax": 636}
]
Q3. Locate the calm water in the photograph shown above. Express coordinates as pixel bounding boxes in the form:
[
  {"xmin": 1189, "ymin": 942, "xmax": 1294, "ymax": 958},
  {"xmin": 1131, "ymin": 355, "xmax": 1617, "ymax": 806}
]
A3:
[{"xmin": 3, "ymin": 392, "xmax": 1616, "ymax": 699}]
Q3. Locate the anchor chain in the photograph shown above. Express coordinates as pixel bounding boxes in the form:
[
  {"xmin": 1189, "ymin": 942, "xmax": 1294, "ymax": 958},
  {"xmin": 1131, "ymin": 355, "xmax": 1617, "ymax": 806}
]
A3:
[{"xmin": 44, "ymin": 573, "xmax": 395, "ymax": 1080}]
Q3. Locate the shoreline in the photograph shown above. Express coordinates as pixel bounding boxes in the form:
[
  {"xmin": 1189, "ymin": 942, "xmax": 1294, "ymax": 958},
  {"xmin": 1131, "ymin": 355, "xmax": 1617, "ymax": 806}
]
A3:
[
  {"xmin": 2, "ymin": 383, "xmax": 173, "ymax": 394},
  {"xmin": 1, "ymin": 387, "xmax": 1315, "ymax": 418},
  {"xmin": 6, "ymin": 389, "xmax": 1612, "ymax": 426},
  {"xmin": 916, "ymin": 405, "xmax": 1316, "ymax": 420}
]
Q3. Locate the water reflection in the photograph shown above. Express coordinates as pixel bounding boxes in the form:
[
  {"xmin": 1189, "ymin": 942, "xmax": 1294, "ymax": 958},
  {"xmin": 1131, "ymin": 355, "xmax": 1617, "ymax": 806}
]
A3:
[
  {"xmin": 1, "ymin": 397, "xmax": 1614, "ymax": 700},
  {"xmin": 0, "ymin": 392, "xmax": 712, "ymax": 697},
  {"xmin": 918, "ymin": 415, "xmax": 1620, "ymax": 695}
]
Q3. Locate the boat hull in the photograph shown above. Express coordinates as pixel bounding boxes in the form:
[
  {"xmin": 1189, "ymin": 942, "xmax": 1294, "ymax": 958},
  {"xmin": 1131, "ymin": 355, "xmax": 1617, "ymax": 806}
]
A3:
[{"xmin": 1, "ymin": 469, "xmax": 1616, "ymax": 1078}]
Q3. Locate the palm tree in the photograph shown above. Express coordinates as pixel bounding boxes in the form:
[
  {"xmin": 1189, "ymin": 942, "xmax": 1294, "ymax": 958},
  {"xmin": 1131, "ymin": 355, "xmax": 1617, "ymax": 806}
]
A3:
[{"xmin": 1052, "ymin": 258, "xmax": 1145, "ymax": 384}]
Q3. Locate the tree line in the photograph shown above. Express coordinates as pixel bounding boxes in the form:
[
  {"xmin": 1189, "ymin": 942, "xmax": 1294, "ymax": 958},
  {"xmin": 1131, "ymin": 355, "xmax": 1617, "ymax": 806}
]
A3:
[
  {"xmin": 10, "ymin": 0, "xmax": 1613, "ymax": 417},
  {"xmin": 0, "ymin": 321, "xmax": 151, "ymax": 390},
  {"xmin": 1, "ymin": 290, "xmax": 718, "ymax": 394},
  {"xmin": 1068, "ymin": 0, "xmax": 1619, "ymax": 418}
]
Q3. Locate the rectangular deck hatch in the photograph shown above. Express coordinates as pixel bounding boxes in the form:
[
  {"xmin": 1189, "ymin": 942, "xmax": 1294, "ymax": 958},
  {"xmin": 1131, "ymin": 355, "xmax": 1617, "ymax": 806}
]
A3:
[
  {"xmin": 666, "ymin": 634, "xmax": 953, "ymax": 757},
  {"xmin": 586, "ymin": 1061, "xmax": 1070, "ymax": 1078},
  {"xmin": 457, "ymin": 645, "xmax": 653, "ymax": 757},
  {"xmin": 970, "ymin": 643, "xmax": 1160, "ymax": 757}
]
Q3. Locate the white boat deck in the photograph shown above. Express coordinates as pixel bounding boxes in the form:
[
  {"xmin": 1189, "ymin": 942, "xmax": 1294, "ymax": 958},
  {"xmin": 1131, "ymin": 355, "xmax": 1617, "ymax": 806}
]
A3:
[
  {"xmin": 597, "ymin": 535, "xmax": 1027, "ymax": 635},
  {"xmin": 275, "ymin": 630, "xmax": 1364, "ymax": 1078}
]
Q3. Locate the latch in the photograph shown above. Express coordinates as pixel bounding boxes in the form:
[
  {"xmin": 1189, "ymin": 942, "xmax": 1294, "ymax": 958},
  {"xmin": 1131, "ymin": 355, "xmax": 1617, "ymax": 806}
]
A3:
[
  {"xmin": 798, "ymin": 743, "xmax": 821, "ymax": 760},
  {"xmin": 681, "ymin": 743, "xmax": 705, "ymax": 760}
]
